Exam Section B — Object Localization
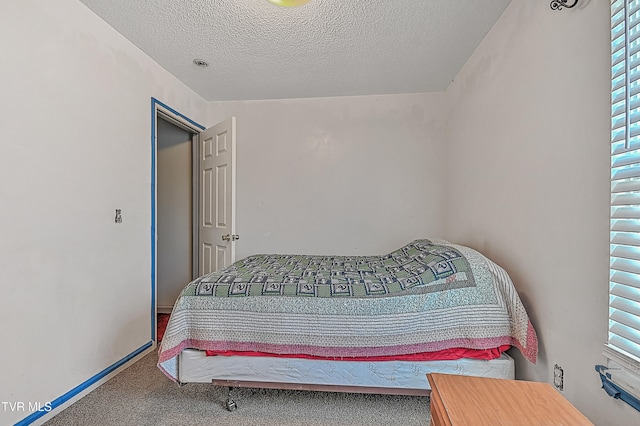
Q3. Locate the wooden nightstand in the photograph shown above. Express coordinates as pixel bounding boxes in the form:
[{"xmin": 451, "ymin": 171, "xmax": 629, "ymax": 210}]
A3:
[{"xmin": 427, "ymin": 373, "xmax": 593, "ymax": 426}]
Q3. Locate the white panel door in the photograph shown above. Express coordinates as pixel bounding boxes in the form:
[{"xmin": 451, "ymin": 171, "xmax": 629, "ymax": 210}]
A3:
[{"xmin": 199, "ymin": 117, "xmax": 236, "ymax": 276}]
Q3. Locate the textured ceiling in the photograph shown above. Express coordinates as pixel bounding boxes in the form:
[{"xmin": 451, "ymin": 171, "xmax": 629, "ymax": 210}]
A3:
[{"xmin": 78, "ymin": 0, "xmax": 511, "ymax": 101}]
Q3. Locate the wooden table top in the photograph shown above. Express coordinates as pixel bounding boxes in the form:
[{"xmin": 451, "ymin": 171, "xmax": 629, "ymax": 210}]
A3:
[{"xmin": 427, "ymin": 373, "xmax": 593, "ymax": 425}]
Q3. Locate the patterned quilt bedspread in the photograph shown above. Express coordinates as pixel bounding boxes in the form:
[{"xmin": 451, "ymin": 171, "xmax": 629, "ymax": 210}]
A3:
[{"xmin": 158, "ymin": 239, "xmax": 538, "ymax": 381}]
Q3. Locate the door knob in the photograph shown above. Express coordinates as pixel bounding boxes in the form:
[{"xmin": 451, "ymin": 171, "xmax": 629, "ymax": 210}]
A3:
[{"xmin": 222, "ymin": 234, "xmax": 239, "ymax": 241}]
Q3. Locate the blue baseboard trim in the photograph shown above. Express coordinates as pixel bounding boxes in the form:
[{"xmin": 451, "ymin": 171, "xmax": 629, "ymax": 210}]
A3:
[{"xmin": 14, "ymin": 342, "xmax": 153, "ymax": 426}]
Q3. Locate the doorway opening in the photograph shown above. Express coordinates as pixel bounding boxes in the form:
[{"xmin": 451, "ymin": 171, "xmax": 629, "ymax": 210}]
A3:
[
  {"xmin": 157, "ymin": 117, "xmax": 195, "ymax": 313},
  {"xmin": 151, "ymin": 98, "xmax": 205, "ymax": 341},
  {"xmin": 151, "ymin": 98, "xmax": 237, "ymax": 343}
]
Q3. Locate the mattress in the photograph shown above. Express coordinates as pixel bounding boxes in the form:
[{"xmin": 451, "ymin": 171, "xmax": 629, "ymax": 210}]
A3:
[
  {"xmin": 159, "ymin": 239, "xmax": 538, "ymax": 384},
  {"xmin": 177, "ymin": 349, "xmax": 515, "ymax": 391}
]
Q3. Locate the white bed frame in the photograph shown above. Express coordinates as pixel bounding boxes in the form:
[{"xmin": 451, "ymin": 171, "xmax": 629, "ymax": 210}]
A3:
[{"xmin": 177, "ymin": 349, "xmax": 515, "ymax": 410}]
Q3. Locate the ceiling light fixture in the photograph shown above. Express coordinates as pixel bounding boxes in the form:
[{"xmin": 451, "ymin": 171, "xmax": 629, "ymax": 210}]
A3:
[{"xmin": 268, "ymin": 0, "xmax": 311, "ymax": 7}]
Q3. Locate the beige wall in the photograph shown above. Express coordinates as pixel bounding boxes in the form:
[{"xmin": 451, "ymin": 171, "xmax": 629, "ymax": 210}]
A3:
[
  {"xmin": 444, "ymin": 1, "xmax": 637, "ymax": 424},
  {"xmin": 209, "ymin": 92, "xmax": 447, "ymax": 260},
  {"xmin": 0, "ymin": 1, "xmax": 207, "ymax": 424}
]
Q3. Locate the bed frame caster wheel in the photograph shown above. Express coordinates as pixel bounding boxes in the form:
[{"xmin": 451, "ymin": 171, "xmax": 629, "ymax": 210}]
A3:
[
  {"xmin": 225, "ymin": 387, "xmax": 237, "ymax": 411},
  {"xmin": 225, "ymin": 399, "xmax": 237, "ymax": 411}
]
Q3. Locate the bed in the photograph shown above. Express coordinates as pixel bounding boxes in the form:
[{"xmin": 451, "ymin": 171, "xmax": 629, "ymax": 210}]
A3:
[{"xmin": 158, "ymin": 238, "xmax": 538, "ymax": 409}]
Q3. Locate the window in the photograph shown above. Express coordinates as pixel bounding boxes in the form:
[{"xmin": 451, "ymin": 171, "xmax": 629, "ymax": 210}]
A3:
[{"xmin": 600, "ymin": 0, "xmax": 640, "ymax": 411}]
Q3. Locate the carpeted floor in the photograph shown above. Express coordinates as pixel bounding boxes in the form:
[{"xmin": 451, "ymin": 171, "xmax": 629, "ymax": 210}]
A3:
[
  {"xmin": 157, "ymin": 313, "xmax": 170, "ymax": 341},
  {"xmin": 43, "ymin": 350, "xmax": 431, "ymax": 425}
]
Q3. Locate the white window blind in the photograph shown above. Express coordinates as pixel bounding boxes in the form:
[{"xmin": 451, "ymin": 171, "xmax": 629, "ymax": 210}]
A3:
[{"xmin": 609, "ymin": 0, "xmax": 640, "ymax": 368}]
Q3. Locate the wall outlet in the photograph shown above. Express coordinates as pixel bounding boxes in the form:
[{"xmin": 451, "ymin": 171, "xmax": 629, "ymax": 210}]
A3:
[{"xmin": 554, "ymin": 364, "xmax": 564, "ymax": 391}]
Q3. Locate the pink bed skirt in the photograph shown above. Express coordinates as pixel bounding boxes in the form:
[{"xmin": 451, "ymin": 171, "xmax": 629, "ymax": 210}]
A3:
[{"xmin": 205, "ymin": 344, "xmax": 511, "ymax": 362}]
